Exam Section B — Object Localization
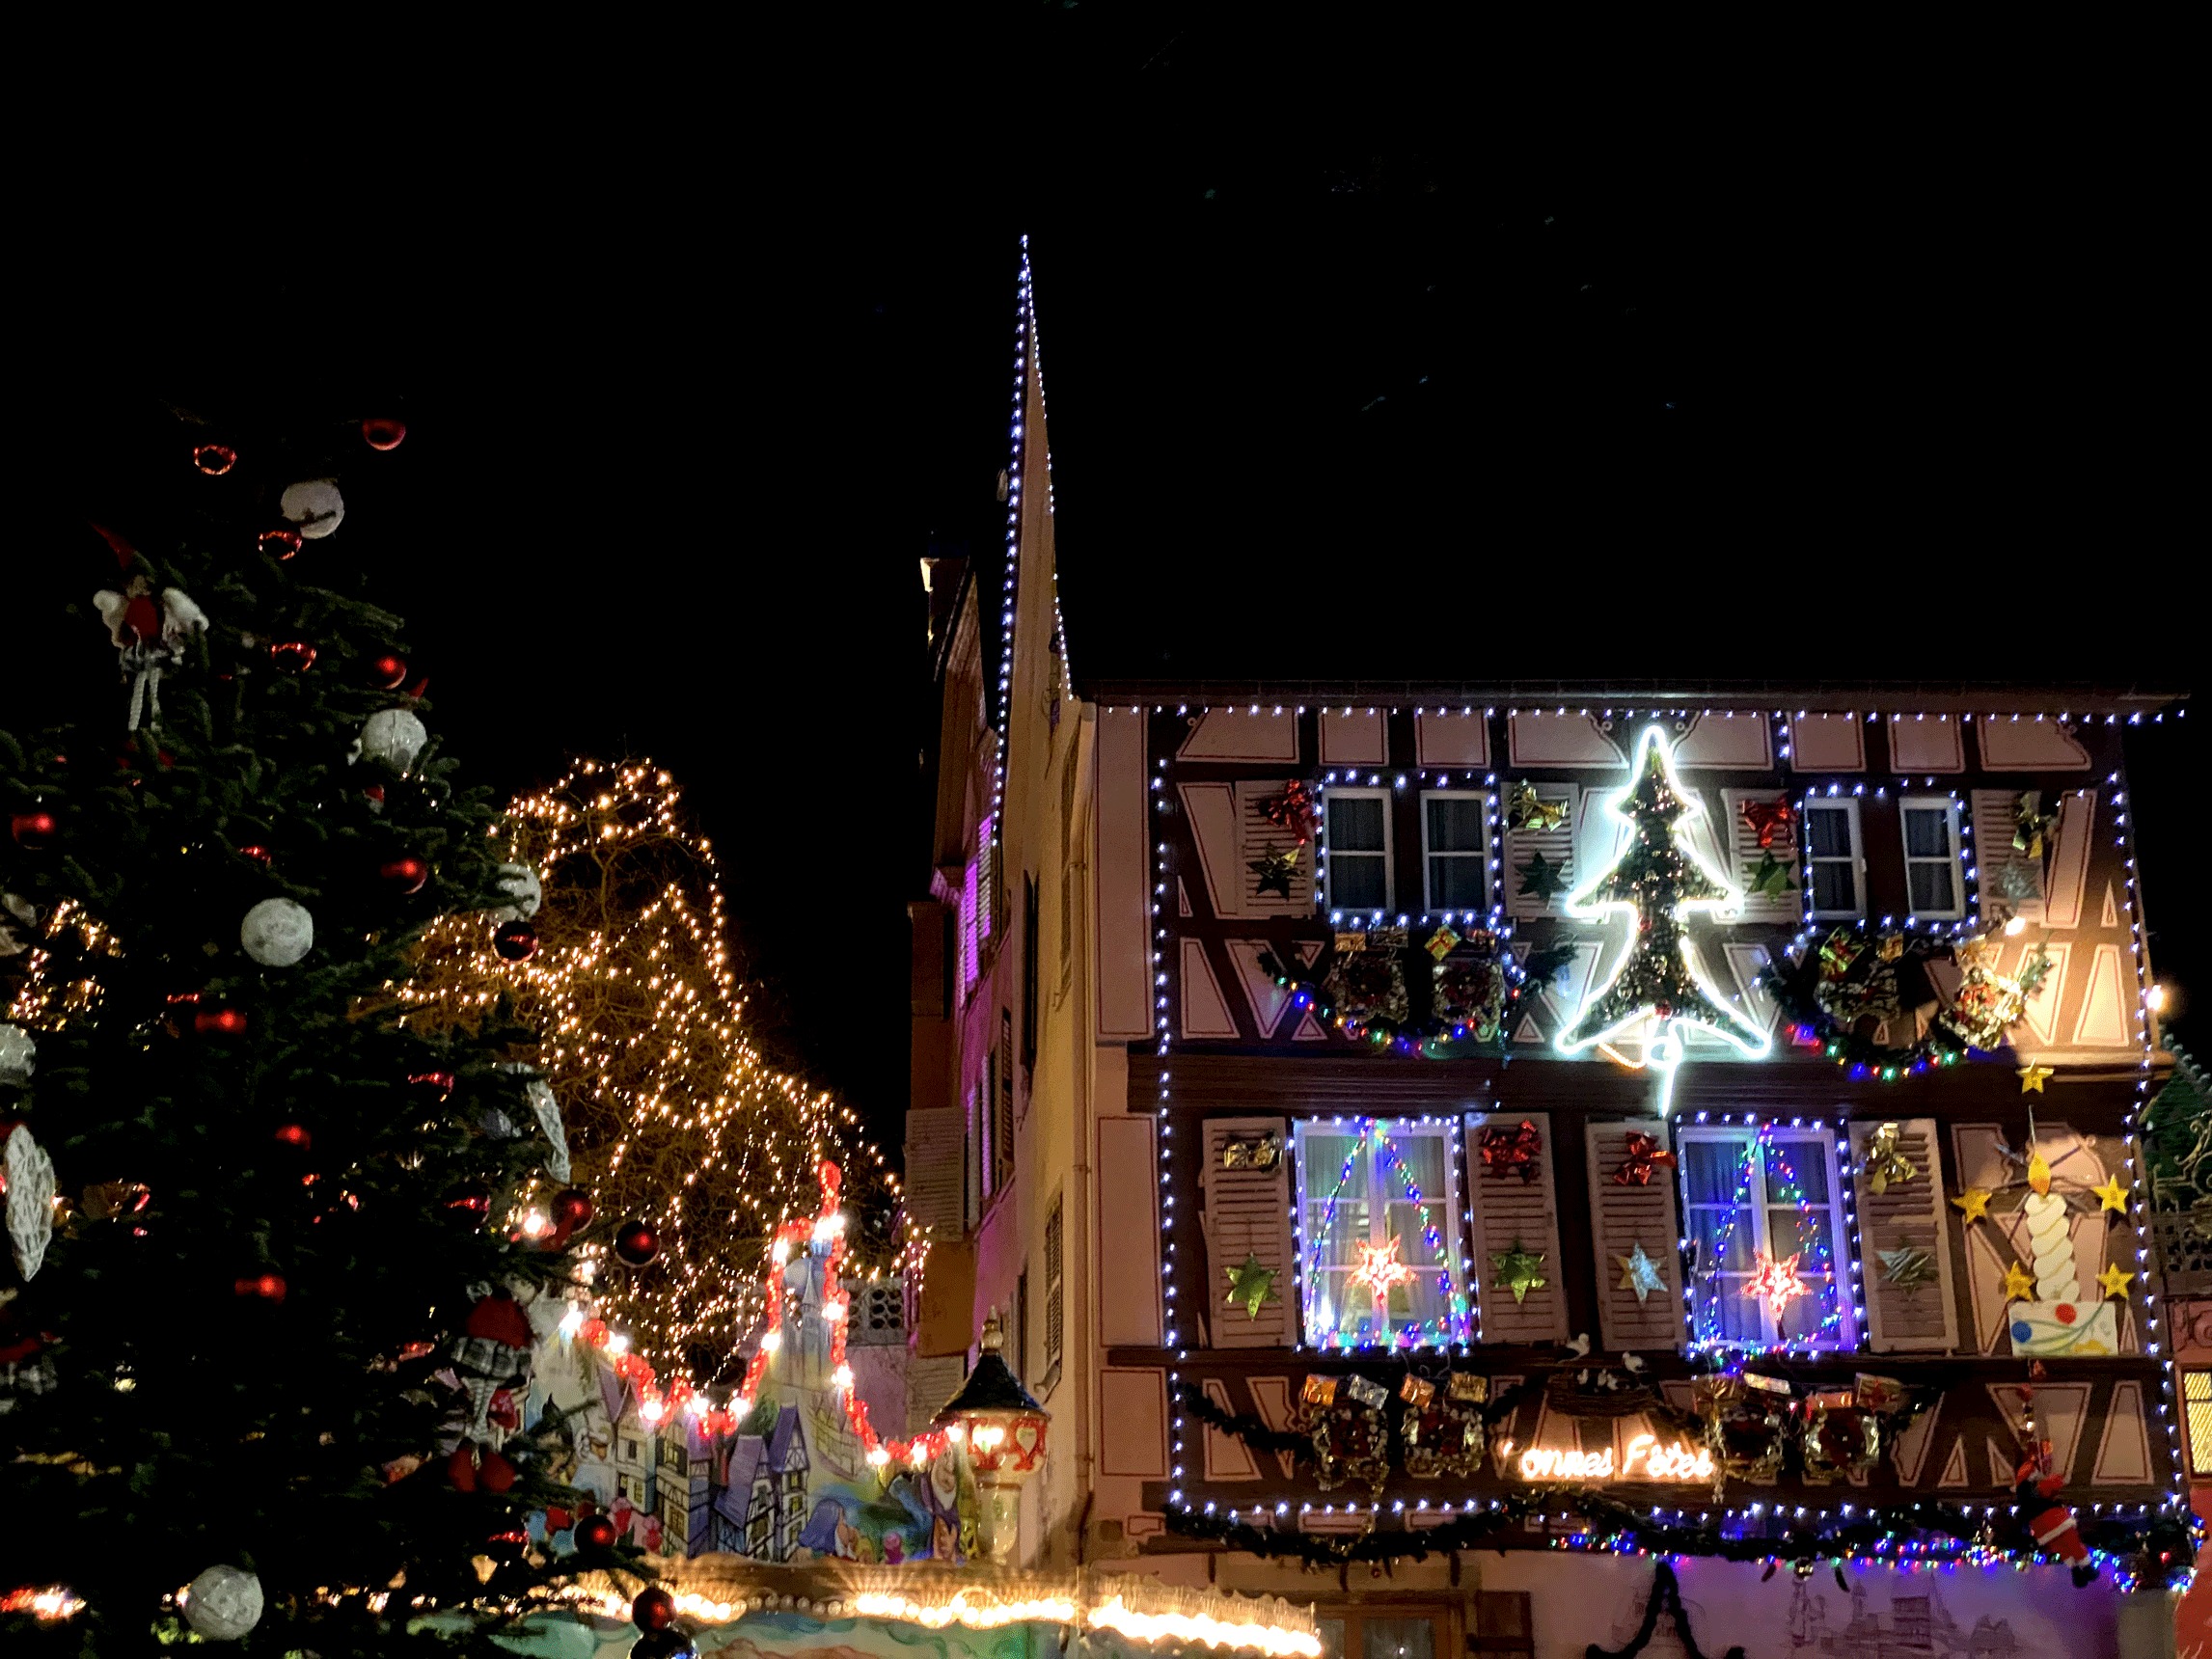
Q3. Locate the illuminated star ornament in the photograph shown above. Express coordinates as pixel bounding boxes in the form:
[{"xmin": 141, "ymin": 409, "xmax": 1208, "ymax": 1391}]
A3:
[
  {"xmin": 1493, "ymin": 1241, "xmax": 1549, "ymax": 1305},
  {"xmin": 1555, "ymin": 725, "xmax": 1773, "ymax": 1060},
  {"xmin": 1223, "ymin": 1252, "xmax": 1281, "ymax": 1319},
  {"xmin": 2090, "ymin": 1173, "xmax": 2131, "ymax": 1214},
  {"xmin": 1349, "ymin": 1236, "xmax": 1416, "ymax": 1299},
  {"xmin": 1617, "ymin": 1242, "xmax": 1668, "ymax": 1303},
  {"xmin": 1744, "ymin": 1248, "xmax": 1808, "ymax": 1325}
]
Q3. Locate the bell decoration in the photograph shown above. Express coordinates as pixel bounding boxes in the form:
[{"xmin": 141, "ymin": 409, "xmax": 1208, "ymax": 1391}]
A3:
[{"xmin": 933, "ymin": 1310, "xmax": 1049, "ymax": 1564}]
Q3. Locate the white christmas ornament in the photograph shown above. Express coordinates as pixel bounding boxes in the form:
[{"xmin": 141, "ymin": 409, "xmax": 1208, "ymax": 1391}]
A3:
[
  {"xmin": 358, "ymin": 709, "xmax": 428, "ymax": 774},
  {"xmin": 0, "ymin": 892, "xmax": 37, "ymax": 957},
  {"xmin": 182, "ymin": 1564, "xmax": 264, "ymax": 1640},
  {"xmin": 4, "ymin": 1121, "xmax": 56, "ymax": 1280},
  {"xmin": 0, "ymin": 1021, "xmax": 34, "ymax": 1084},
  {"xmin": 526, "ymin": 1075, "xmax": 571, "ymax": 1183},
  {"xmin": 239, "ymin": 898, "xmax": 314, "ymax": 967},
  {"xmin": 279, "ymin": 478, "xmax": 345, "ymax": 539},
  {"xmin": 492, "ymin": 863, "xmax": 542, "ymax": 922}
]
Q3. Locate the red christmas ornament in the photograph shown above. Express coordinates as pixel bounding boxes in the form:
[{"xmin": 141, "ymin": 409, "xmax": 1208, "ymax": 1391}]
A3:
[
  {"xmin": 447, "ymin": 1182, "xmax": 492, "ymax": 1218},
  {"xmin": 194, "ymin": 1006, "xmax": 248, "ymax": 1036},
  {"xmin": 576, "ymin": 1512, "xmax": 618, "ymax": 1552},
  {"xmin": 446, "ymin": 1446, "xmax": 478, "ymax": 1490},
  {"xmin": 550, "ymin": 1187, "xmax": 595, "ymax": 1232},
  {"xmin": 613, "ymin": 1220, "xmax": 659, "ymax": 1267},
  {"xmin": 10, "ymin": 811, "xmax": 57, "ymax": 850},
  {"xmin": 192, "ymin": 443, "xmax": 236, "ymax": 476},
  {"xmin": 273, "ymin": 1123, "xmax": 312, "ymax": 1151},
  {"xmin": 632, "ymin": 1589, "xmax": 677, "ymax": 1633},
  {"xmin": 369, "ymin": 653, "xmax": 408, "ymax": 690},
  {"xmin": 237, "ymin": 844, "xmax": 272, "ymax": 865},
  {"xmin": 1612, "ymin": 1131, "xmax": 1679, "ymax": 1186},
  {"xmin": 409, "ymin": 1070, "xmax": 456, "ymax": 1101},
  {"xmin": 493, "ymin": 920, "xmax": 538, "ymax": 962},
  {"xmin": 269, "ymin": 640, "xmax": 317, "ymax": 673},
  {"xmin": 478, "ymin": 1450, "xmax": 517, "ymax": 1493},
  {"xmin": 233, "ymin": 1271, "xmax": 287, "ymax": 1302},
  {"xmin": 362, "ymin": 417, "xmax": 408, "ymax": 451},
  {"xmin": 259, "ymin": 528, "xmax": 304, "ymax": 562},
  {"xmin": 380, "ymin": 857, "xmax": 429, "ymax": 894},
  {"xmin": 363, "ymin": 783, "xmax": 387, "ymax": 808},
  {"xmin": 483, "ymin": 1529, "xmax": 530, "ymax": 1562}
]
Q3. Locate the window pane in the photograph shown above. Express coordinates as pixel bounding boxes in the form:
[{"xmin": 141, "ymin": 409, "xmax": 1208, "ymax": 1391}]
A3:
[
  {"xmin": 1682, "ymin": 1137, "xmax": 1751, "ymax": 1205},
  {"xmin": 1330, "ymin": 796, "xmax": 1386, "ymax": 852},
  {"xmin": 1426, "ymin": 796, "xmax": 1486, "ymax": 853},
  {"xmin": 1430, "ymin": 855, "xmax": 1487, "ymax": 908},
  {"xmin": 1764, "ymin": 1140, "xmax": 1829, "ymax": 1204},
  {"xmin": 1806, "ymin": 806, "xmax": 1851, "ymax": 859},
  {"xmin": 1903, "ymin": 807, "xmax": 1952, "ymax": 858},
  {"xmin": 1909, "ymin": 862, "xmax": 1955, "ymax": 912},
  {"xmin": 1333, "ymin": 853, "xmax": 1388, "ymax": 910},
  {"xmin": 1362, "ymin": 1620, "xmax": 1434, "ymax": 1659},
  {"xmin": 1811, "ymin": 861, "xmax": 1856, "ymax": 912},
  {"xmin": 1318, "ymin": 1621, "xmax": 1347, "ymax": 1659},
  {"xmin": 1689, "ymin": 1205, "xmax": 1755, "ymax": 1272}
]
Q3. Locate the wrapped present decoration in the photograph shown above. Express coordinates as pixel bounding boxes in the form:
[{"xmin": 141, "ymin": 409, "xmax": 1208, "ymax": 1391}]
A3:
[
  {"xmin": 1447, "ymin": 1372, "xmax": 1489, "ymax": 1404},
  {"xmin": 1342, "ymin": 1374, "xmax": 1389, "ymax": 1410},
  {"xmin": 1399, "ymin": 1375, "xmax": 1435, "ymax": 1409},
  {"xmin": 1301, "ymin": 1374, "xmax": 1338, "ymax": 1407}
]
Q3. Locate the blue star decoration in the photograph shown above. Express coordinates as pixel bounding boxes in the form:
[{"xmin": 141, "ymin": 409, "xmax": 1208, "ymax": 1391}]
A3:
[{"xmin": 1617, "ymin": 1241, "xmax": 1668, "ymax": 1303}]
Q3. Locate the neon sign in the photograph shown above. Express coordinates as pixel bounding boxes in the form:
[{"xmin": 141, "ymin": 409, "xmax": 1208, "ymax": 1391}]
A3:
[{"xmin": 1515, "ymin": 1432, "xmax": 1714, "ymax": 1483}]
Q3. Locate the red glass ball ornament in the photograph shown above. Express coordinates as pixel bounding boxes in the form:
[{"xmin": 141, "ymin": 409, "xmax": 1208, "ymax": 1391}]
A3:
[
  {"xmin": 194, "ymin": 1006, "xmax": 248, "ymax": 1036},
  {"xmin": 448, "ymin": 1181, "xmax": 492, "ymax": 1218},
  {"xmin": 273, "ymin": 1123, "xmax": 312, "ymax": 1151},
  {"xmin": 10, "ymin": 811, "xmax": 57, "ymax": 850},
  {"xmin": 369, "ymin": 653, "xmax": 408, "ymax": 690},
  {"xmin": 478, "ymin": 1450, "xmax": 517, "ymax": 1493},
  {"xmin": 493, "ymin": 920, "xmax": 538, "ymax": 962},
  {"xmin": 632, "ymin": 1588, "xmax": 677, "ymax": 1633},
  {"xmin": 576, "ymin": 1512, "xmax": 618, "ymax": 1552},
  {"xmin": 259, "ymin": 528, "xmax": 304, "ymax": 562},
  {"xmin": 483, "ymin": 1528, "xmax": 530, "ymax": 1563},
  {"xmin": 551, "ymin": 1187, "xmax": 595, "ymax": 1232},
  {"xmin": 446, "ymin": 1446, "xmax": 478, "ymax": 1490},
  {"xmin": 409, "ymin": 1070, "xmax": 456, "ymax": 1101},
  {"xmin": 613, "ymin": 1220, "xmax": 659, "ymax": 1268},
  {"xmin": 237, "ymin": 844, "xmax": 272, "ymax": 866},
  {"xmin": 362, "ymin": 417, "xmax": 408, "ymax": 451},
  {"xmin": 269, "ymin": 640, "xmax": 317, "ymax": 673},
  {"xmin": 233, "ymin": 1271, "xmax": 287, "ymax": 1302},
  {"xmin": 380, "ymin": 857, "xmax": 429, "ymax": 894},
  {"xmin": 193, "ymin": 443, "xmax": 236, "ymax": 476}
]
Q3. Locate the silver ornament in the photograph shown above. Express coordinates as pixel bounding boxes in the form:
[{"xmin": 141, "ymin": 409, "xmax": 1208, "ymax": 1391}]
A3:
[
  {"xmin": 358, "ymin": 709, "xmax": 428, "ymax": 774},
  {"xmin": 279, "ymin": 478, "xmax": 345, "ymax": 539},
  {"xmin": 182, "ymin": 1564, "xmax": 264, "ymax": 1640},
  {"xmin": 239, "ymin": 898, "xmax": 314, "ymax": 967},
  {"xmin": 5, "ymin": 1122, "xmax": 54, "ymax": 1280},
  {"xmin": 492, "ymin": 863, "xmax": 542, "ymax": 922},
  {"xmin": 499, "ymin": 1063, "xmax": 570, "ymax": 1182},
  {"xmin": 0, "ymin": 1021, "xmax": 34, "ymax": 1084}
]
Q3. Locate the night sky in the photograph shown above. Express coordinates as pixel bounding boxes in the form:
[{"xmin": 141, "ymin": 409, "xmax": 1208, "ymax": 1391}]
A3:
[{"xmin": 14, "ymin": 53, "xmax": 2200, "ymax": 1152}]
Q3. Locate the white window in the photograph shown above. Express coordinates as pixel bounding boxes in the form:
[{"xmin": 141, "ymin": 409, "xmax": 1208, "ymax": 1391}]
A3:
[
  {"xmin": 1803, "ymin": 799, "xmax": 1865, "ymax": 918},
  {"xmin": 1898, "ymin": 797, "xmax": 1964, "ymax": 920},
  {"xmin": 1678, "ymin": 1124, "xmax": 1854, "ymax": 1350},
  {"xmin": 1324, "ymin": 788, "xmax": 1393, "ymax": 913},
  {"xmin": 1419, "ymin": 790, "xmax": 1492, "ymax": 912},
  {"xmin": 1293, "ymin": 1119, "xmax": 1470, "ymax": 1348}
]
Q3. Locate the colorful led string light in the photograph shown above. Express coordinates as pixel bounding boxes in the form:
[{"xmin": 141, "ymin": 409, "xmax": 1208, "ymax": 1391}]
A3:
[{"xmin": 1296, "ymin": 1118, "xmax": 1472, "ymax": 1351}]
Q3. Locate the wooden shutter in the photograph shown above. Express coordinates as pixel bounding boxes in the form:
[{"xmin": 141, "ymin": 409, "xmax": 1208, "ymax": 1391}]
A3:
[
  {"xmin": 1201, "ymin": 1116, "xmax": 1296, "ymax": 1348},
  {"xmin": 1234, "ymin": 780, "xmax": 1314, "ymax": 914},
  {"xmin": 1464, "ymin": 1110, "xmax": 1570, "ymax": 1343},
  {"xmin": 1505, "ymin": 788, "xmax": 1577, "ymax": 921},
  {"xmin": 1848, "ymin": 1118, "xmax": 1960, "ymax": 1353},
  {"xmin": 1971, "ymin": 789, "xmax": 2045, "ymax": 924},
  {"xmin": 1722, "ymin": 788, "xmax": 1804, "ymax": 925},
  {"xmin": 1585, "ymin": 1120, "xmax": 1687, "ymax": 1353}
]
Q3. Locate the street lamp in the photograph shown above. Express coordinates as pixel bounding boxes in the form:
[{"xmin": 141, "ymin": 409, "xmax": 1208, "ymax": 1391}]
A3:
[{"xmin": 933, "ymin": 1311, "xmax": 1049, "ymax": 1564}]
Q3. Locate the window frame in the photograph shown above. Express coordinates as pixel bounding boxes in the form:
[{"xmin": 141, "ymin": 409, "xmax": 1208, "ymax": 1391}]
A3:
[
  {"xmin": 1292, "ymin": 1117, "xmax": 1470, "ymax": 1349},
  {"xmin": 1898, "ymin": 795, "xmax": 1966, "ymax": 921},
  {"xmin": 1418, "ymin": 787, "xmax": 1494, "ymax": 914},
  {"xmin": 1039, "ymin": 1191, "xmax": 1065, "ymax": 1398},
  {"xmin": 1803, "ymin": 797, "xmax": 1867, "ymax": 920},
  {"xmin": 1322, "ymin": 786, "xmax": 1396, "ymax": 916},
  {"xmin": 1676, "ymin": 1123, "xmax": 1855, "ymax": 1351},
  {"xmin": 2185, "ymin": 1370, "xmax": 2212, "ymax": 1478}
]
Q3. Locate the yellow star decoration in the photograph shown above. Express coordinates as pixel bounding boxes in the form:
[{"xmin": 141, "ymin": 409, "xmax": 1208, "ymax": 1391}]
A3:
[
  {"xmin": 1950, "ymin": 1187, "xmax": 1994, "ymax": 1225},
  {"xmin": 2001, "ymin": 1262, "xmax": 2037, "ymax": 1302},
  {"xmin": 2017, "ymin": 1064, "xmax": 2054, "ymax": 1093},
  {"xmin": 2090, "ymin": 1174, "xmax": 2131, "ymax": 1215},
  {"xmin": 2096, "ymin": 1262, "xmax": 2135, "ymax": 1299}
]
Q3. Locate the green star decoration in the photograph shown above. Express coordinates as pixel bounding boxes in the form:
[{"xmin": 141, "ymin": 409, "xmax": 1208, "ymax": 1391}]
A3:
[
  {"xmin": 1745, "ymin": 849, "xmax": 1795, "ymax": 901},
  {"xmin": 1617, "ymin": 1241, "xmax": 1667, "ymax": 1304},
  {"xmin": 1516, "ymin": 852, "xmax": 1568, "ymax": 902},
  {"xmin": 1493, "ymin": 1240, "xmax": 1549, "ymax": 1305},
  {"xmin": 1877, "ymin": 1243, "xmax": 1935, "ymax": 1296},
  {"xmin": 1223, "ymin": 1252, "xmax": 1281, "ymax": 1319},
  {"xmin": 1248, "ymin": 847, "xmax": 1301, "ymax": 899}
]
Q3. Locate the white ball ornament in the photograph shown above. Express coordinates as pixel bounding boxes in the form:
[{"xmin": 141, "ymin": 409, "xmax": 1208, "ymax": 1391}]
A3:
[
  {"xmin": 0, "ymin": 1021, "xmax": 34, "ymax": 1084},
  {"xmin": 359, "ymin": 709, "xmax": 428, "ymax": 774},
  {"xmin": 182, "ymin": 1564, "xmax": 264, "ymax": 1640},
  {"xmin": 279, "ymin": 478, "xmax": 345, "ymax": 539},
  {"xmin": 492, "ymin": 863, "xmax": 542, "ymax": 922},
  {"xmin": 240, "ymin": 898, "xmax": 314, "ymax": 967}
]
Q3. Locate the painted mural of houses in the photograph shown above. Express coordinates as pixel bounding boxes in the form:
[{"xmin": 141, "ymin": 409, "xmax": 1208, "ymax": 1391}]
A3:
[{"xmin": 713, "ymin": 1405, "xmax": 811, "ymax": 1560}]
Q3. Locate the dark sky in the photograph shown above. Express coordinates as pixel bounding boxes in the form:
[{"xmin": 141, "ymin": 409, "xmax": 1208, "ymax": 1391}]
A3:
[{"xmin": 14, "ymin": 34, "xmax": 2200, "ymax": 1146}]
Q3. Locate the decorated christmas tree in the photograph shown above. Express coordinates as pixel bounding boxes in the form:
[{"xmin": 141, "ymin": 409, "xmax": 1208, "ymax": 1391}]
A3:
[{"xmin": 0, "ymin": 418, "xmax": 596, "ymax": 1652}]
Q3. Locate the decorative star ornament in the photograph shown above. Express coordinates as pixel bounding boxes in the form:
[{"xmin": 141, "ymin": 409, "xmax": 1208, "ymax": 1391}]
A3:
[
  {"xmin": 1744, "ymin": 849, "xmax": 1795, "ymax": 901},
  {"xmin": 2001, "ymin": 1262, "xmax": 2037, "ymax": 1302},
  {"xmin": 1223, "ymin": 1252, "xmax": 1281, "ymax": 1319},
  {"xmin": 2090, "ymin": 1174, "xmax": 2130, "ymax": 1215},
  {"xmin": 1950, "ymin": 1186, "xmax": 1994, "ymax": 1225},
  {"xmin": 1617, "ymin": 1242, "xmax": 1668, "ymax": 1304},
  {"xmin": 1516, "ymin": 851, "xmax": 1568, "ymax": 901},
  {"xmin": 1744, "ymin": 1248, "xmax": 1808, "ymax": 1326},
  {"xmin": 1348, "ymin": 1236, "xmax": 1416, "ymax": 1299},
  {"xmin": 1248, "ymin": 847, "xmax": 1302, "ymax": 900},
  {"xmin": 2096, "ymin": 1262, "xmax": 2135, "ymax": 1299},
  {"xmin": 1877, "ymin": 1244, "xmax": 1936, "ymax": 1296},
  {"xmin": 1493, "ymin": 1241, "xmax": 1549, "ymax": 1305},
  {"xmin": 2017, "ymin": 1064, "xmax": 2054, "ymax": 1094}
]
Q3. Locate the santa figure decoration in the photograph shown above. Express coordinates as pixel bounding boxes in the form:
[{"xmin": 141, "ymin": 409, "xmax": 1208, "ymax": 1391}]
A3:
[{"xmin": 92, "ymin": 530, "xmax": 208, "ymax": 732}]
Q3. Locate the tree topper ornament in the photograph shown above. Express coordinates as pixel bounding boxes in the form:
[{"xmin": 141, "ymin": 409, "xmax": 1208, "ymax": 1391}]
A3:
[{"xmin": 93, "ymin": 536, "xmax": 208, "ymax": 731}]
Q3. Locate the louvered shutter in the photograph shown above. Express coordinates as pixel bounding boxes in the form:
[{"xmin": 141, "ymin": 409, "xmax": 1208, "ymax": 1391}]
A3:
[
  {"xmin": 1848, "ymin": 1118, "xmax": 1960, "ymax": 1352},
  {"xmin": 1235, "ymin": 781, "xmax": 1315, "ymax": 914},
  {"xmin": 1971, "ymin": 790, "xmax": 2045, "ymax": 923},
  {"xmin": 1585, "ymin": 1120, "xmax": 1688, "ymax": 1352},
  {"xmin": 1722, "ymin": 788, "xmax": 1803, "ymax": 925},
  {"xmin": 1505, "ymin": 788, "xmax": 1577, "ymax": 921},
  {"xmin": 1202, "ymin": 1116, "xmax": 1296, "ymax": 1348},
  {"xmin": 1464, "ymin": 1110, "xmax": 1570, "ymax": 1343}
]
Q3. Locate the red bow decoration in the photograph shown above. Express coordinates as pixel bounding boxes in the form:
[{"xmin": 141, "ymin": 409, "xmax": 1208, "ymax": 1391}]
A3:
[
  {"xmin": 1262, "ymin": 779, "xmax": 1321, "ymax": 844},
  {"xmin": 1738, "ymin": 794, "xmax": 1798, "ymax": 849},
  {"xmin": 1612, "ymin": 1131, "xmax": 1679, "ymax": 1186},
  {"xmin": 1479, "ymin": 1120, "xmax": 1543, "ymax": 1183}
]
